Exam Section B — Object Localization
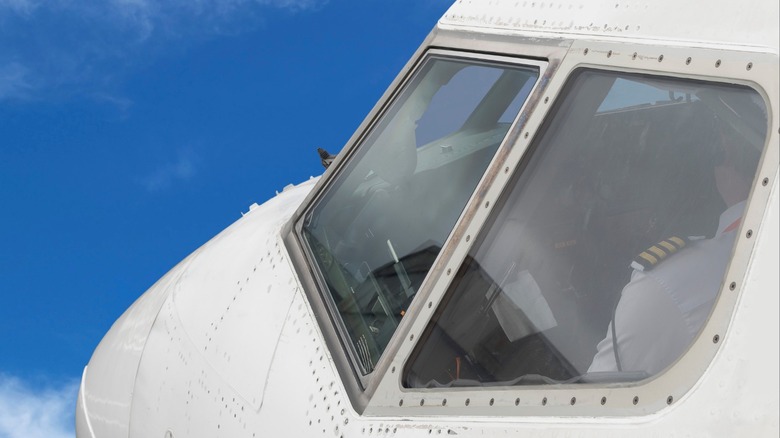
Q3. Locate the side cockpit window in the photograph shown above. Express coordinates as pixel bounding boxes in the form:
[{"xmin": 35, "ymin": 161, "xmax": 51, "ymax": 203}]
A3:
[
  {"xmin": 404, "ymin": 69, "xmax": 768, "ymax": 387},
  {"xmin": 301, "ymin": 56, "xmax": 540, "ymax": 375}
]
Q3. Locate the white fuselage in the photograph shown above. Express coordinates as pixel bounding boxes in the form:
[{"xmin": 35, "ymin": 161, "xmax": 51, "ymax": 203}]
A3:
[{"xmin": 76, "ymin": 1, "xmax": 779, "ymax": 436}]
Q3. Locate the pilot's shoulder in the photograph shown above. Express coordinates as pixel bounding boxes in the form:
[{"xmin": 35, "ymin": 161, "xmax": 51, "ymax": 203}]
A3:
[{"xmin": 630, "ymin": 236, "xmax": 691, "ymax": 272}]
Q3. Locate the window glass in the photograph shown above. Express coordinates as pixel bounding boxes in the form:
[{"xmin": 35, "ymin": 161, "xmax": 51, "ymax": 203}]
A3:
[
  {"xmin": 405, "ymin": 69, "xmax": 767, "ymax": 387},
  {"xmin": 301, "ymin": 57, "xmax": 539, "ymax": 375}
]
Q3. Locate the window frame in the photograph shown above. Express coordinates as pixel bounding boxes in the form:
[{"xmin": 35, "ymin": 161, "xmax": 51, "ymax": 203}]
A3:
[
  {"xmin": 403, "ymin": 67, "xmax": 768, "ymax": 387},
  {"xmin": 282, "ymin": 48, "xmax": 551, "ymax": 412},
  {"xmin": 357, "ymin": 40, "xmax": 776, "ymax": 418}
]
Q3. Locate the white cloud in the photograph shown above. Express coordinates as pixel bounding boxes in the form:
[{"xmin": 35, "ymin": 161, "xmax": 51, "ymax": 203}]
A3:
[
  {"xmin": 0, "ymin": 0, "xmax": 329, "ymax": 102},
  {"xmin": 0, "ymin": 0, "xmax": 37, "ymax": 15},
  {"xmin": 139, "ymin": 148, "xmax": 199, "ymax": 192},
  {"xmin": 0, "ymin": 62, "xmax": 32, "ymax": 100},
  {"xmin": 0, "ymin": 373, "xmax": 78, "ymax": 438}
]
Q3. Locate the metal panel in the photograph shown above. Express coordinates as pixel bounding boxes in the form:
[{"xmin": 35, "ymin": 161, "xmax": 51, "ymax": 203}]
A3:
[
  {"xmin": 440, "ymin": 0, "xmax": 779, "ymax": 53},
  {"xmin": 365, "ymin": 34, "xmax": 779, "ymax": 425}
]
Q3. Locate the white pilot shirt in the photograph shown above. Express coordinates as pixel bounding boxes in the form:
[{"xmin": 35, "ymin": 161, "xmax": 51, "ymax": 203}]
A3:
[{"xmin": 588, "ymin": 201, "xmax": 746, "ymax": 376}]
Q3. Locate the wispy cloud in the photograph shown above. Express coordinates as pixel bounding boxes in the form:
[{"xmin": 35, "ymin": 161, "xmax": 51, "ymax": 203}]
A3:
[
  {"xmin": 0, "ymin": 0, "xmax": 36, "ymax": 16},
  {"xmin": 138, "ymin": 148, "xmax": 199, "ymax": 192},
  {"xmin": 0, "ymin": 0, "xmax": 328, "ymax": 103},
  {"xmin": 0, "ymin": 62, "xmax": 32, "ymax": 100},
  {"xmin": 0, "ymin": 373, "xmax": 78, "ymax": 438}
]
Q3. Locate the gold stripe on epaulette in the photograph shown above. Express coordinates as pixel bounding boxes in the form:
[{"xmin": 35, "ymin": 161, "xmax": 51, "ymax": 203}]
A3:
[
  {"xmin": 639, "ymin": 252, "xmax": 658, "ymax": 265},
  {"xmin": 648, "ymin": 245, "xmax": 667, "ymax": 258},
  {"xmin": 633, "ymin": 236, "xmax": 689, "ymax": 271},
  {"xmin": 659, "ymin": 240, "xmax": 676, "ymax": 252}
]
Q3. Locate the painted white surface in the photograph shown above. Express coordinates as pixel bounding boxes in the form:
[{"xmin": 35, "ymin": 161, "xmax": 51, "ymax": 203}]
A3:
[
  {"xmin": 441, "ymin": 0, "xmax": 779, "ymax": 52},
  {"xmin": 77, "ymin": 0, "xmax": 779, "ymax": 436}
]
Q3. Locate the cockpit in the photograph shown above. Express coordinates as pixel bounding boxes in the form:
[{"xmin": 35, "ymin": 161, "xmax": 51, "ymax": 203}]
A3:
[{"xmin": 296, "ymin": 55, "xmax": 767, "ymax": 389}]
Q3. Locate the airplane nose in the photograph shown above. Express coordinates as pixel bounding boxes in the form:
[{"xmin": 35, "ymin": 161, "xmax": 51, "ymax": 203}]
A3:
[{"xmin": 76, "ymin": 258, "xmax": 192, "ymax": 438}]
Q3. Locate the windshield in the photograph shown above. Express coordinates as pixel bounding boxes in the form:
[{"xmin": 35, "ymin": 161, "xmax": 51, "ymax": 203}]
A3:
[
  {"xmin": 301, "ymin": 56, "xmax": 539, "ymax": 375},
  {"xmin": 404, "ymin": 69, "xmax": 768, "ymax": 388}
]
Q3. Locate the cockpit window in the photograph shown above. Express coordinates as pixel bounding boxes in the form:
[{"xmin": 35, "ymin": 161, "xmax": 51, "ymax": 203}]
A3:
[
  {"xmin": 404, "ymin": 69, "xmax": 768, "ymax": 387},
  {"xmin": 301, "ymin": 56, "xmax": 539, "ymax": 375}
]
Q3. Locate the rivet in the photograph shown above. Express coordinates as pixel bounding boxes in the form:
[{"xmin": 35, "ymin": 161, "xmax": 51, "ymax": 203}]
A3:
[
  {"xmin": 762, "ymin": 177, "xmax": 769, "ymax": 186},
  {"xmin": 667, "ymin": 395, "xmax": 674, "ymax": 405},
  {"xmin": 409, "ymin": 334, "xmax": 414, "ymax": 341},
  {"xmin": 399, "ymin": 399, "xmax": 403, "ymax": 406},
  {"xmin": 465, "ymin": 235, "xmax": 471, "ymax": 242},
  {"xmin": 428, "ymin": 301, "xmax": 432, "ymax": 308},
  {"xmin": 524, "ymin": 132, "xmax": 530, "ymax": 139},
  {"xmin": 658, "ymin": 54, "xmax": 664, "ymax": 62},
  {"xmin": 420, "ymin": 399, "xmax": 425, "ymax": 406},
  {"xmin": 632, "ymin": 52, "xmax": 637, "ymax": 60},
  {"xmin": 746, "ymin": 229, "xmax": 753, "ymax": 238},
  {"xmin": 715, "ymin": 59, "xmax": 721, "ymax": 68},
  {"xmin": 544, "ymin": 96, "xmax": 549, "ymax": 103},
  {"xmin": 504, "ymin": 166, "xmax": 510, "ymax": 173},
  {"xmin": 489, "ymin": 398, "xmax": 495, "ymax": 406},
  {"xmin": 392, "ymin": 366, "xmax": 396, "ymax": 373},
  {"xmin": 713, "ymin": 334, "xmax": 720, "ymax": 343},
  {"xmin": 746, "ymin": 62, "xmax": 753, "ymax": 71},
  {"xmin": 607, "ymin": 50, "xmax": 612, "ymax": 58},
  {"xmin": 515, "ymin": 398, "xmax": 520, "ymax": 406},
  {"xmin": 729, "ymin": 282, "xmax": 737, "ymax": 291},
  {"xmin": 542, "ymin": 397, "xmax": 547, "ymax": 406},
  {"xmin": 601, "ymin": 396, "xmax": 607, "ymax": 405},
  {"xmin": 485, "ymin": 201, "xmax": 490, "ymax": 208},
  {"xmin": 570, "ymin": 397, "xmax": 576, "ymax": 405},
  {"xmin": 584, "ymin": 48, "xmax": 589, "ymax": 55},
  {"xmin": 686, "ymin": 57, "xmax": 692, "ymax": 65},
  {"xmin": 442, "ymin": 399, "xmax": 447, "ymax": 406},
  {"xmin": 465, "ymin": 398, "xmax": 470, "ymax": 406},
  {"xmin": 446, "ymin": 268, "xmax": 452, "ymax": 275},
  {"xmin": 633, "ymin": 396, "xmax": 639, "ymax": 405}
]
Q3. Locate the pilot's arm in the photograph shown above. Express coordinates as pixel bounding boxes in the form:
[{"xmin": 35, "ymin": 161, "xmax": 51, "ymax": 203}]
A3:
[{"xmin": 588, "ymin": 270, "xmax": 692, "ymax": 376}]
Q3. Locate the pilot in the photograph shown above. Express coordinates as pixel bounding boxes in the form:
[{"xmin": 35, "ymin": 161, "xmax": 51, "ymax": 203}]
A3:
[{"xmin": 588, "ymin": 121, "xmax": 761, "ymax": 376}]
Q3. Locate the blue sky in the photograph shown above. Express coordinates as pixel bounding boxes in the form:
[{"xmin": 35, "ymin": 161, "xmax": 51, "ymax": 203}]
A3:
[{"xmin": 0, "ymin": 1, "xmax": 450, "ymax": 435}]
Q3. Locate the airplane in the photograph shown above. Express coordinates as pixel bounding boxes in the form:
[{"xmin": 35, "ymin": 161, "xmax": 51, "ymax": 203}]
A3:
[{"xmin": 75, "ymin": 0, "xmax": 779, "ymax": 436}]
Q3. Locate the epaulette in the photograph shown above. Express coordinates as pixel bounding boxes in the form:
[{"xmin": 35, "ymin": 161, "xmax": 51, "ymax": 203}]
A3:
[{"xmin": 630, "ymin": 236, "xmax": 689, "ymax": 272}]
